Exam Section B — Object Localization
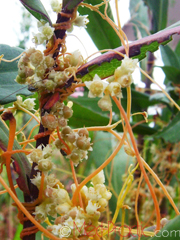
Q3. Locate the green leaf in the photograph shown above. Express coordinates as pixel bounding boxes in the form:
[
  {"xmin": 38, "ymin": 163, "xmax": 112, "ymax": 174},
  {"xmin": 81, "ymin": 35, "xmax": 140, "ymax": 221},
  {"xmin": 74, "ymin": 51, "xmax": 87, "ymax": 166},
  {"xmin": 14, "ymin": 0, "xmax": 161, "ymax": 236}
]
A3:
[
  {"xmin": 144, "ymin": 0, "xmax": 168, "ymax": 33},
  {"xmin": 154, "ymin": 111, "xmax": 180, "ymax": 143},
  {"xmin": 13, "ymin": 223, "xmax": 23, "ymax": 240},
  {"xmin": 19, "ymin": 0, "xmax": 52, "ymax": 24},
  {"xmin": 175, "ymin": 40, "xmax": 180, "ymax": 64},
  {"xmin": 149, "ymin": 215, "xmax": 180, "ymax": 240},
  {"xmin": 68, "ymin": 97, "xmax": 110, "ymax": 128},
  {"xmin": 69, "ymin": 93, "xmax": 158, "ymax": 135},
  {"xmin": 0, "ymin": 44, "xmax": 32, "ymax": 104},
  {"xmin": 63, "ymin": 0, "xmax": 84, "ymax": 11},
  {"xmin": 128, "ymin": 215, "xmax": 180, "ymax": 240},
  {"xmin": 160, "ymin": 66, "xmax": 180, "ymax": 84},
  {"xmin": 129, "ymin": 0, "xmax": 149, "ymax": 38},
  {"xmin": 160, "ymin": 45, "xmax": 180, "ymax": 68},
  {"xmin": 88, "ymin": 131, "xmax": 134, "ymax": 222},
  {"xmin": 76, "ymin": 25, "xmax": 180, "ymax": 81},
  {"xmin": 0, "ymin": 119, "xmax": 31, "ymax": 194},
  {"xmin": 78, "ymin": 0, "xmax": 121, "ymax": 50}
]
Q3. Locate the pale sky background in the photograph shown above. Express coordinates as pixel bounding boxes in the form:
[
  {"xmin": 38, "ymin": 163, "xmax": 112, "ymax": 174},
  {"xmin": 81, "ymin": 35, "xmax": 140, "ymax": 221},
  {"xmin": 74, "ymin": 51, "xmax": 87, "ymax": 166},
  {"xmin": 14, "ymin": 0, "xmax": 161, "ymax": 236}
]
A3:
[{"xmin": 0, "ymin": 0, "xmax": 164, "ymax": 89}]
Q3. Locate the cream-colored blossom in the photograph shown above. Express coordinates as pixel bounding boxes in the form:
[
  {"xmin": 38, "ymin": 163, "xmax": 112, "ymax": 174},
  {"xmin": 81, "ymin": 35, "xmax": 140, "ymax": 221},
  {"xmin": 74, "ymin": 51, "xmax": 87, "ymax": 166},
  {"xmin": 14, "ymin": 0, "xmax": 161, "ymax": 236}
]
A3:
[
  {"xmin": 23, "ymin": 98, "xmax": 36, "ymax": 110},
  {"xmin": 92, "ymin": 170, "xmax": 105, "ymax": 185},
  {"xmin": 85, "ymin": 74, "xmax": 108, "ymax": 98},
  {"xmin": 65, "ymin": 50, "xmax": 84, "ymax": 67},
  {"xmin": 86, "ymin": 200, "xmax": 99, "ymax": 215},
  {"xmin": 105, "ymin": 82, "xmax": 122, "ymax": 97},
  {"xmin": 118, "ymin": 73, "xmax": 133, "ymax": 88},
  {"xmin": 74, "ymin": 13, "xmax": 89, "ymax": 28},
  {"xmin": 98, "ymin": 94, "xmax": 112, "ymax": 111},
  {"xmin": 51, "ymin": 0, "xmax": 62, "ymax": 13}
]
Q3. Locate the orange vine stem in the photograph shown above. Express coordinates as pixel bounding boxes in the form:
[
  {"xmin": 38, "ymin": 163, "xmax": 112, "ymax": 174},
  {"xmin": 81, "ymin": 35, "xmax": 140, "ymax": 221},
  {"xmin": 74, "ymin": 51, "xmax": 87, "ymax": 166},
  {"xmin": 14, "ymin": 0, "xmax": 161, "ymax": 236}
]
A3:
[
  {"xmin": 2, "ymin": 112, "xmax": 17, "ymax": 196},
  {"xmin": 112, "ymin": 96, "xmax": 161, "ymax": 231},
  {"xmin": 22, "ymin": 123, "xmax": 40, "ymax": 149},
  {"xmin": 2, "ymin": 149, "xmax": 31, "ymax": 156},
  {"xmin": 0, "ymin": 184, "xmax": 18, "ymax": 195},
  {"xmin": 70, "ymin": 160, "xmax": 84, "ymax": 209}
]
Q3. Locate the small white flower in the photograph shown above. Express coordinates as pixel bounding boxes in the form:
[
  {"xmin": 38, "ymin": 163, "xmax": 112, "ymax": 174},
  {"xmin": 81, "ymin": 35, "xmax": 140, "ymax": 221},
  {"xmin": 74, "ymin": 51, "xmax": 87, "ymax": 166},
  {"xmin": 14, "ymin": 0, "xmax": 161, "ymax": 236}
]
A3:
[
  {"xmin": 65, "ymin": 50, "xmax": 84, "ymax": 67},
  {"xmin": 86, "ymin": 200, "xmax": 99, "ymax": 215},
  {"xmin": 51, "ymin": 0, "xmax": 62, "ymax": 13},
  {"xmin": 92, "ymin": 170, "xmax": 105, "ymax": 185},
  {"xmin": 114, "ymin": 56, "xmax": 138, "ymax": 87},
  {"xmin": 16, "ymin": 96, "xmax": 23, "ymax": 105},
  {"xmin": 105, "ymin": 82, "xmax": 122, "ymax": 98},
  {"xmin": 74, "ymin": 13, "xmax": 89, "ymax": 28},
  {"xmin": 118, "ymin": 73, "xmax": 133, "ymax": 88},
  {"xmin": 33, "ymin": 32, "xmax": 45, "ymax": 45},
  {"xmin": 48, "ymin": 224, "xmax": 62, "ymax": 236},
  {"xmin": 85, "ymin": 74, "xmax": 108, "ymax": 98},
  {"xmin": 40, "ymin": 22, "xmax": 55, "ymax": 40},
  {"xmin": 33, "ymin": 22, "xmax": 55, "ymax": 45},
  {"xmin": 98, "ymin": 94, "xmax": 112, "ymax": 111},
  {"xmin": 23, "ymin": 98, "xmax": 36, "ymax": 110},
  {"xmin": 120, "ymin": 55, "xmax": 138, "ymax": 74}
]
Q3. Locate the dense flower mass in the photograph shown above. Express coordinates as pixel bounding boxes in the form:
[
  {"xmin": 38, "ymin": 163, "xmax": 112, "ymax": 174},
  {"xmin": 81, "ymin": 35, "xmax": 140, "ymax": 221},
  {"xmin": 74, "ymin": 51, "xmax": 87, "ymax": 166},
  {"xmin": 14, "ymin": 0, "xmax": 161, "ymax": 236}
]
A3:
[{"xmin": 32, "ymin": 170, "xmax": 111, "ymax": 238}]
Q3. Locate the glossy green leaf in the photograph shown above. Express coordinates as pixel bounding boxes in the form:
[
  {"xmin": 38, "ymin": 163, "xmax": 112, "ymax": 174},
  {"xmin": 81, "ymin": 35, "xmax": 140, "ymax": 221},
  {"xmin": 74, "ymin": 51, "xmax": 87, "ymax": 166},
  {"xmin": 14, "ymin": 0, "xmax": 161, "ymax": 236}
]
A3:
[
  {"xmin": 160, "ymin": 45, "xmax": 180, "ymax": 68},
  {"xmin": 0, "ymin": 44, "xmax": 32, "ymax": 104},
  {"xmin": 0, "ymin": 119, "xmax": 31, "ymax": 194},
  {"xmin": 144, "ymin": 0, "xmax": 168, "ymax": 33},
  {"xmin": 129, "ymin": 0, "xmax": 149, "ymax": 38},
  {"xmin": 63, "ymin": 0, "xmax": 84, "ymax": 11},
  {"xmin": 19, "ymin": 0, "xmax": 52, "ymax": 24},
  {"xmin": 78, "ymin": 0, "xmax": 121, "ymax": 50},
  {"xmin": 76, "ymin": 25, "xmax": 180, "ymax": 82},
  {"xmin": 88, "ymin": 131, "xmax": 133, "ymax": 222},
  {"xmin": 161, "ymin": 66, "xmax": 180, "ymax": 84},
  {"xmin": 154, "ymin": 111, "xmax": 180, "ymax": 143}
]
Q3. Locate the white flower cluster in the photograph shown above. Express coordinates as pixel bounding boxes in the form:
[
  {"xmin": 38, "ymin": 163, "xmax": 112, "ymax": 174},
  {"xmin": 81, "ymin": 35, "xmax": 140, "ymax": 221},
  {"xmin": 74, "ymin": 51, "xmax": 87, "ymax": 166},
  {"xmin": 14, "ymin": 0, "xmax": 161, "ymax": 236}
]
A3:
[
  {"xmin": 33, "ymin": 21, "xmax": 55, "ymax": 45},
  {"xmin": 32, "ymin": 170, "xmax": 111, "ymax": 238},
  {"xmin": 50, "ymin": 0, "xmax": 62, "ymax": 13},
  {"xmin": 14, "ymin": 96, "xmax": 36, "ymax": 111},
  {"xmin": 28, "ymin": 144, "xmax": 54, "ymax": 172},
  {"xmin": 16, "ymin": 48, "xmax": 84, "ymax": 94},
  {"xmin": 84, "ymin": 56, "xmax": 138, "ymax": 111}
]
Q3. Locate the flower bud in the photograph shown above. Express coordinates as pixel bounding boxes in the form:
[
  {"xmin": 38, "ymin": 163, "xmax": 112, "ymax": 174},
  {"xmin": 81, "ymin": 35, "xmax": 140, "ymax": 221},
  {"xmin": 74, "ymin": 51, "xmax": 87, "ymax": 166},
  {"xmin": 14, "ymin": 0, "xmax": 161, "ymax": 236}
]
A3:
[
  {"xmin": 98, "ymin": 94, "xmax": 112, "ymax": 111},
  {"xmin": 30, "ymin": 51, "xmax": 43, "ymax": 67},
  {"xmin": 44, "ymin": 56, "xmax": 55, "ymax": 68},
  {"xmin": 38, "ymin": 159, "xmax": 53, "ymax": 172},
  {"xmin": 78, "ymin": 128, "xmax": 89, "ymax": 138},
  {"xmin": 41, "ymin": 114, "xmax": 58, "ymax": 130},
  {"xmin": 63, "ymin": 105, "xmax": 73, "ymax": 118},
  {"xmin": 29, "ymin": 148, "xmax": 43, "ymax": 163},
  {"xmin": 61, "ymin": 126, "xmax": 72, "ymax": 139},
  {"xmin": 124, "ymin": 145, "xmax": 135, "ymax": 156},
  {"xmin": 16, "ymin": 75, "xmax": 26, "ymax": 84},
  {"xmin": 76, "ymin": 136, "xmax": 90, "ymax": 150},
  {"xmin": 58, "ymin": 117, "xmax": 67, "ymax": 128}
]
